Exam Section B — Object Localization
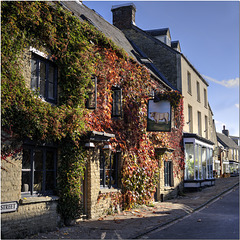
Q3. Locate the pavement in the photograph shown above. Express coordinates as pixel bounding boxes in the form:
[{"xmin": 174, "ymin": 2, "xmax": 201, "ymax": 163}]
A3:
[{"xmin": 28, "ymin": 177, "xmax": 239, "ymax": 239}]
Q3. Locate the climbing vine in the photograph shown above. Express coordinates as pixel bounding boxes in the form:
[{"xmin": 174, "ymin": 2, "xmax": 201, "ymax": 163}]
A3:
[{"xmin": 1, "ymin": 1, "xmax": 184, "ymax": 219}]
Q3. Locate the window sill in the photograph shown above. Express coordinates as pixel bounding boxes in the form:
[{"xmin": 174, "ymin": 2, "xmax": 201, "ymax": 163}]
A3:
[
  {"xmin": 99, "ymin": 188, "xmax": 121, "ymax": 194},
  {"xmin": 20, "ymin": 195, "xmax": 59, "ymax": 205},
  {"xmin": 164, "ymin": 186, "xmax": 174, "ymax": 190}
]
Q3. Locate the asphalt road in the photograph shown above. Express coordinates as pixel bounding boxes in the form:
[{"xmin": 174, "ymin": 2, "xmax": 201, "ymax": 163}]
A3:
[{"xmin": 141, "ymin": 186, "xmax": 239, "ymax": 239}]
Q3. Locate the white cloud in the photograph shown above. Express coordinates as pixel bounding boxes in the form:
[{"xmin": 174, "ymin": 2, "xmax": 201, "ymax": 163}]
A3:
[
  {"xmin": 203, "ymin": 75, "xmax": 239, "ymax": 88},
  {"xmin": 235, "ymin": 104, "xmax": 239, "ymax": 109}
]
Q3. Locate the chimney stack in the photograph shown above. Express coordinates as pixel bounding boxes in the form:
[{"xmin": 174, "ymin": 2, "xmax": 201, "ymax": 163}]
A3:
[
  {"xmin": 222, "ymin": 125, "xmax": 229, "ymax": 137},
  {"xmin": 111, "ymin": 3, "xmax": 136, "ymax": 29}
]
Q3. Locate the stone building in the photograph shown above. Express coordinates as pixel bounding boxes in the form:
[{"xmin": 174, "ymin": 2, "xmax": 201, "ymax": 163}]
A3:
[
  {"xmin": 1, "ymin": 1, "xmax": 184, "ymax": 238},
  {"xmin": 217, "ymin": 126, "xmax": 240, "ymax": 176},
  {"xmin": 60, "ymin": 0, "xmax": 185, "ymax": 207},
  {"xmin": 111, "ymin": 3, "xmax": 217, "ymax": 188}
]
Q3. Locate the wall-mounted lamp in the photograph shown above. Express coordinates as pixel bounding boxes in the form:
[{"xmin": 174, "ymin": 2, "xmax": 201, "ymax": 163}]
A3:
[
  {"xmin": 103, "ymin": 142, "xmax": 112, "ymax": 151},
  {"xmin": 85, "ymin": 142, "xmax": 95, "ymax": 148},
  {"xmin": 149, "ymin": 90, "xmax": 155, "ymax": 99}
]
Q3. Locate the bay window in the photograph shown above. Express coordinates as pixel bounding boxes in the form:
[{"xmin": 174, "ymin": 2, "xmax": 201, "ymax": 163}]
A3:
[{"xmin": 184, "ymin": 138, "xmax": 214, "ymax": 181}]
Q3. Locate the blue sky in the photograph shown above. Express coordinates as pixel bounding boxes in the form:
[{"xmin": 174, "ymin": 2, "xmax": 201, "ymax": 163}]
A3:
[{"xmin": 83, "ymin": 1, "xmax": 239, "ymax": 136}]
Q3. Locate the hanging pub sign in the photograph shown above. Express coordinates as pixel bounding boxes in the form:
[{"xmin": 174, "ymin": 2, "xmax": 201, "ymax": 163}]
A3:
[{"xmin": 147, "ymin": 100, "xmax": 171, "ymax": 132}]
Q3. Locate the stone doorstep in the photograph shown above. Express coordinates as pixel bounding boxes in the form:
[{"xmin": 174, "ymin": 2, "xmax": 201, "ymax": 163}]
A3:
[{"xmin": 20, "ymin": 196, "xmax": 59, "ymax": 205}]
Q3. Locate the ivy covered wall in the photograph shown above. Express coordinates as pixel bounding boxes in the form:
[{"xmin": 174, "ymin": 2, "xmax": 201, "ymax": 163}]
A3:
[{"xmin": 1, "ymin": 1, "xmax": 184, "ymax": 221}]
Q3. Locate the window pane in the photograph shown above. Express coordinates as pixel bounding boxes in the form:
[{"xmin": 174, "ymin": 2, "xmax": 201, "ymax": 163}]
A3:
[
  {"xmin": 21, "ymin": 171, "xmax": 31, "ymax": 192},
  {"xmin": 164, "ymin": 161, "xmax": 171, "ymax": 186},
  {"xmin": 34, "ymin": 150, "xmax": 43, "ymax": 170},
  {"xmin": 31, "ymin": 58, "xmax": 38, "ymax": 90},
  {"xmin": 195, "ymin": 144, "xmax": 199, "ymax": 179},
  {"xmin": 187, "ymin": 72, "xmax": 191, "ymax": 94},
  {"xmin": 202, "ymin": 148, "xmax": 206, "ymax": 179},
  {"xmin": 22, "ymin": 149, "xmax": 31, "ymax": 169},
  {"xmin": 34, "ymin": 171, "xmax": 43, "ymax": 192},
  {"xmin": 100, "ymin": 153, "xmax": 105, "ymax": 186},
  {"xmin": 39, "ymin": 61, "xmax": 46, "ymax": 97},
  {"xmin": 48, "ymin": 65, "xmax": 54, "ymax": 84},
  {"xmin": 46, "ymin": 171, "xmax": 54, "ymax": 190},
  {"xmin": 185, "ymin": 143, "xmax": 194, "ymax": 180},
  {"xmin": 100, "ymin": 169, "xmax": 104, "ymax": 186},
  {"xmin": 46, "ymin": 151, "xmax": 54, "ymax": 170},
  {"xmin": 164, "ymin": 162, "xmax": 168, "ymax": 186},
  {"xmin": 113, "ymin": 89, "xmax": 121, "ymax": 116},
  {"xmin": 111, "ymin": 155, "xmax": 117, "ymax": 186},
  {"xmin": 105, "ymin": 157, "xmax": 111, "ymax": 186},
  {"xmin": 198, "ymin": 145, "xmax": 202, "ymax": 179},
  {"xmin": 48, "ymin": 83, "xmax": 54, "ymax": 99},
  {"xmin": 48, "ymin": 65, "xmax": 55, "ymax": 99}
]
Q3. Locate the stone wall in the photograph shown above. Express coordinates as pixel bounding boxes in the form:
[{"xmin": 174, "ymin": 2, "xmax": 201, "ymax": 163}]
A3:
[
  {"xmin": 155, "ymin": 152, "xmax": 184, "ymax": 202},
  {"xmin": 1, "ymin": 151, "xmax": 22, "ymax": 203},
  {"xmin": 86, "ymin": 146, "xmax": 122, "ymax": 219},
  {"xmin": 1, "ymin": 197, "xmax": 59, "ymax": 239}
]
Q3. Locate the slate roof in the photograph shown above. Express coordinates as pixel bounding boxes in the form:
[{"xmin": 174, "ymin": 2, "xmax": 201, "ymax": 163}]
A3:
[
  {"xmin": 59, "ymin": 1, "xmax": 136, "ymax": 59},
  {"xmin": 127, "ymin": 39, "xmax": 177, "ymax": 90},
  {"xmin": 217, "ymin": 132, "xmax": 240, "ymax": 149},
  {"xmin": 171, "ymin": 40, "xmax": 180, "ymax": 49},
  {"xmin": 58, "ymin": 1, "xmax": 173, "ymax": 91},
  {"xmin": 145, "ymin": 28, "xmax": 169, "ymax": 36},
  {"xmin": 130, "ymin": 25, "xmax": 209, "ymax": 87}
]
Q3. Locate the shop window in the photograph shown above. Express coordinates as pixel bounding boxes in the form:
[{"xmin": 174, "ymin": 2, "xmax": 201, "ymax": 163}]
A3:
[
  {"xmin": 21, "ymin": 145, "xmax": 57, "ymax": 196},
  {"xmin": 112, "ymin": 86, "xmax": 122, "ymax": 118},
  {"xmin": 86, "ymin": 75, "xmax": 97, "ymax": 109},
  {"xmin": 31, "ymin": 54, "xmax": 58, "ymax": 103},
  {"xmin": 185, "ymin": 143, "xmax": 194, "ymax": 180},
  {"xmin": 100, "ymin": 151, "xmax": 119, "ymax": 188},
  {"xmin": 164, "ymin": 161, "xmax": 172, "ymax": 187}
]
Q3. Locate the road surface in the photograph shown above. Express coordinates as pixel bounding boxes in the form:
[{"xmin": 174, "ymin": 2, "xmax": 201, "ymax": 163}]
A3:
[{"xmin": 140, "ymin": 186, "xmax": 239, "ymax": 239}]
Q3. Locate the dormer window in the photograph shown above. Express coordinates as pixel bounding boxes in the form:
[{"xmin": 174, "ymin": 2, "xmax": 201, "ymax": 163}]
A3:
[
  {"xmin": 31, "ymin": 54, "xmax": 57, "ymax": 103},
  {"xmin": 86, "ymin": 75, "xmax": 97, "ymax": 109},
  {"xmin": 112, "ymin": 86, "xmax": 122, "ymax": 118}
]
